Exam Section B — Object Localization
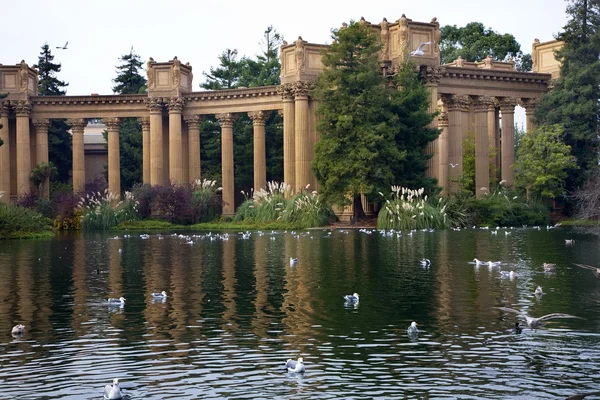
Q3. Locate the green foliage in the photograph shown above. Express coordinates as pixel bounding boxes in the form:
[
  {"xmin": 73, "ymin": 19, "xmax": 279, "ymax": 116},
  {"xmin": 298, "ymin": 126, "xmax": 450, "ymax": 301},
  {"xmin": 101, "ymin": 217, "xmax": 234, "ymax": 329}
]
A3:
[
  {"xmin": 312, "ymin": 21, "xmax": 438, "ymax": 218},
  {"xmin": 514, "ymin": 124, "xmax": 577, "ymax": 200},
  {"xmin": 112, "ymin": 47, "xmax": 147, "ymax": 94},
  {"xmin": 535, "ymin": 0, "xmax": 600, "ymax": 197},
  {"xmin": 30, "ymin": 161, "xmax": 58, "ymax": 195},
  {"xmin": 79, "ymin": 190, "xmax": 139, "ymax": 231},
  {"xmin": 239, "ymin": 26, "xmax": 283, "ymax": 87},
  {"xmin": 201, "ymin": 49, "xmax": 244, "ymax": 90},
  {"xmin": 377, "ymin": 186, "xmax": 454, "ymax": 230},
  {"xmin": 0, "ymin": 197, "xmax": 53, "ymax": 239},
  {"xmin": 35, "ymin": 43, "xmax": 72, "ymax": 183},
  {"xmin": 440, "ymin": 22, "xmax": 531, "ymax": 71}
]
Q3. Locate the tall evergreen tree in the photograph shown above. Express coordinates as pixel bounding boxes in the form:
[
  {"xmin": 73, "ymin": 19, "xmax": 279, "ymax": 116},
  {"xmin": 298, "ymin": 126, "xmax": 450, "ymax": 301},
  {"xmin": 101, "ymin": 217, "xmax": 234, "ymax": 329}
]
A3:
[
  {"xmin": 34, "ymin": 43, "xmax": 72, "ymax": 185},
  {"xmin": 535, "ymin": 0, "xmax": 600, "ymax": 196},
  {"xmin": 201, "ymin": 49, "xmax": 244, "ymax": 90},
  {"xmin": 240, "ymin": 26, "xmax": 283, "ymax": 87},
  {"xmin": 112, "ymin": 47, "xmax": 147, "ymax": 94},
  {"xmin": 106, "ymin": 47, "xmax": 147, "ymax": 191},
  {"xmin": 312, "ymin": 21, "xmax": 438, "ymax": 219}
]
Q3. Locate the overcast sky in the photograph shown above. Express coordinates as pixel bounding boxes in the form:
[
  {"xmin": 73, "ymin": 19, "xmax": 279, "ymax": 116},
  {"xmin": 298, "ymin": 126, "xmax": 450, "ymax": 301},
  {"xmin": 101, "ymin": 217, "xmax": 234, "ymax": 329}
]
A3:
[{"xmin": 2, "ymin": 0, "xmax": 569, "ymax": 124}]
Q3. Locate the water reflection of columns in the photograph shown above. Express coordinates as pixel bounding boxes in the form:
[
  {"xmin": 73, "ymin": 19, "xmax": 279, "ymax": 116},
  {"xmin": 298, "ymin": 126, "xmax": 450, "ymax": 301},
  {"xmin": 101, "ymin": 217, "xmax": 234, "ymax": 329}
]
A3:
[
  {"xmin": 144, "ymin": 237, "xmax": 170, "ymax": 332},
  {"xmin": 71, "ymin": 238, "xmax": 89, "ymax": 335},
  {"xmin": 253, "ymin": 235, "xmax": 269, "ymax": 337},
  {"xmin": 435, "ymin": 231, "xmax": 453, "ymax": 327},
  {"xmin": 108, "ymin": 239, "xmax": 125, "ymax": 325},
  {"xmin": 222, "ymin": 238, "xmax": 238, "ymax": 331},
  {"xmin": 168, "ymin": 242, "xmax": 188, "ymax": 342},
  {"xmin": 16, "ymin": 242, "xmax": 34, "ymax": 330}
]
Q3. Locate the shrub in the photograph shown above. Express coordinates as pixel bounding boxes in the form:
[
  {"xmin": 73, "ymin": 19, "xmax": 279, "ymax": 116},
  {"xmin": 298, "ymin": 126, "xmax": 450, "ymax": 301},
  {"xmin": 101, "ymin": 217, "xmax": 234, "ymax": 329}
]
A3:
[
  {"xmin": 79, "ymin": 190, "xmax": 139, "ymax": 230},
  {"xmin": 191, "ymin": 179, "xmax": 223, "ymax": 223},
  {"xmin": 282, "ymin": 191, "xmax": 334, "ymax": 228},
  {"xmin": 0, "ymin": 195, "xmax": 52, "ymax": 239},
  {"xmin": 131, "ymin": 183, "xmax": 154, "ymax": 219},
  {"xmin": 51, "ymin": 191, "xmax": 81, "ymax": 230}
]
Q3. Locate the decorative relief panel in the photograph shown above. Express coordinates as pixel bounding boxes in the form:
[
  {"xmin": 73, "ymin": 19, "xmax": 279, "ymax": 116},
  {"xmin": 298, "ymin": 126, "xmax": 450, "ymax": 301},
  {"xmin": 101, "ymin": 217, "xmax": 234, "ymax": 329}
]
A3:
[
  {"xmin": 3, "ymin": 73, "xmax": 16, "ymax": 89},
  {"xmin": 157, "ymin": 71, "xmax": 170, "ymax": 87}
]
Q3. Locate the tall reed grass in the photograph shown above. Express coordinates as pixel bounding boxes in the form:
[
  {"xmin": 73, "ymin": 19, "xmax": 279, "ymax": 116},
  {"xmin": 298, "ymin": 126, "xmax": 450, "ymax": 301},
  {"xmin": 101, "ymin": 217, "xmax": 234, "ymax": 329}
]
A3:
[{"xmin": 79, "ymin": 190, "xmax": 139, "ymax": 230}]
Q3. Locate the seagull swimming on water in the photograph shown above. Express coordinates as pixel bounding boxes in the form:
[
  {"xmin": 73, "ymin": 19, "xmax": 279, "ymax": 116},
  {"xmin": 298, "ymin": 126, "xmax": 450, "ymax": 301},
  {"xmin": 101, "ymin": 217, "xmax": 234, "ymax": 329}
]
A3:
[
  {"xmin": 407, "ymin": 321, "xmax": 419, "ymax": 337},
  {"xmin": 495, "ymin": 307, "xmax": 584, "ymax": 329},
  {"xmin": 420, "ymin": 258, "xmax": 431, "ymax": 267},
  {"xmin": 534, "ymin": 286, "xmax": 544, "ymax": 297},
  {"xmin": 344, "ymin": 293, "xmax": 359, "ymax": 304},
  {"xmin": 573, "ymin": 263, "xmax": 600, "ymax": 278},
  {"xmin": 289, "ymin": 257, "xmax": 298, "ymax": 266},
  {"xmin": 151, "ymin": 291, "xmax": 167, "ymax": 300},
  {"xmin": 11, "ymin": 324, "xmax": 25, "ymax": 336},
  {"xmin": 285, "ymin": 357, "xmax": 305, "ymax": 373},
  {"xmin": 107, "ymin": 297, "xmax": 126, "ymax": 305},
  {"xmin": 103, "ymin": 378, "xmax": 123, "ymax": 399},
  {"xmin": 543, "ymin": 263, "xmax": 556, "ymax": 272}
]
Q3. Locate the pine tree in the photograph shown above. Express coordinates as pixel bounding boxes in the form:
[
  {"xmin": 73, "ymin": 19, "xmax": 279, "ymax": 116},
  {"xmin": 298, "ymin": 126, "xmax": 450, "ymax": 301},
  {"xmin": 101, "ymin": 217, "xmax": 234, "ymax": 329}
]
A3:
[
  {"xmin": 34, "ymin": 43, "xmax": 72, "ymax": 185},
  {"xmin": 112, "ymin": 47, "xmax": 147, "ymax": 94},
  {"xmin": 107, "ymin": 47, "xmax": 147, "ymax": 191},
  {"xmin": 534, "ymin": 0, "xmax": 600, "ymax": 197},
  {"xmin": 201, "ymin": 49, "xmax": 244, "ymax": 90},
  {"xmin": 312, "ymin": 21, "xmax": 438, "ymax": 219}
]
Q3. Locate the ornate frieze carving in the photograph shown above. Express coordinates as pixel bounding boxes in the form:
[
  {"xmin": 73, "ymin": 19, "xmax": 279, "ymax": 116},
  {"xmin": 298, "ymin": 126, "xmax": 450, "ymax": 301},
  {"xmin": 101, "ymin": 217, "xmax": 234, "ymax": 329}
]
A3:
[
  {"xmin": 441, "ymin": 94, "xmax": 470, "ymax": 112},
  {"xmin": 248, "ymin": 110, "xmax": 270, "ymax": 125},
  {"xmin": 104, "ymin": 117, "xmax": 121, "ymax": 130},
  {"xmin": 14, "ymin": 100, "xmax": 31, "ymax": 116},
  {"xmin": 420, "ymin": 65, "xmax": 445, "ymax": 85},
  {"xmin": 499, "ymin": 97, "xmax": 519, "ymax": 113},
  {"xmin": 437, "ymin": 110, "xmax": 449, "ymax": 127},
  {"xmin": 520, "ymin": 98, "xmax": 538, "ymax": 114},
  {"xmin": 277, "ymin": 83, "xmax": 295, "ymax": 101},
  {"xmin": 138, "ymin": 117, "xmax": 150, "ymax": 130},
  {"xmin": 184, "ymin": 115, "xmax": 202, "ymax": 130},
  {"xmin": 0, "ymin": 101, "xmax": 10, "ymax": 116},
  {"xmin": 167, "ymin": 97, "xmax": 185, "ymax": 113},
  {"xmin": 66, "ymin": 118, "xmax": 87, "ymax": 132},
  {"xmin": 32, "ymin": 119, "xmax": 51, "ymax": 132},
  {"xmin": 215, "ymin": 113, "xmax": 237, "ymax": 128},
  {"xmin": 472, "ymin": 96, "xmax": 495, "ymax": 112},
  {"xmin": 292, "ymin": 81, "xmax": 313, "ymax": 99}
]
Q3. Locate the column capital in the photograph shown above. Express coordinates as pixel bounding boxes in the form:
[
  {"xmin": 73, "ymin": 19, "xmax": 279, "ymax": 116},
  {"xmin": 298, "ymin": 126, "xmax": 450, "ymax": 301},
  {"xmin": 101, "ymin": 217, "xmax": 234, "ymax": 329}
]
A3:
[
  {"xmin": 278, "ymin": 83, "xmax": 295, "ymax": 101},
  {"xmin": 14, "ymin": 100, "xmax": 31, "ymax": 116},
  {"xmin": 184, "ymin": 115, "xmax": 203, "ymax": 129},
  {"xmin": 293, "ymin": 81, "xmax": 313, "ymax": 99},
  {"xmin": 215, "ymin": 113, "xmax": 237, "ymax": 128},
  {"xmin": 248, "ymin": 110, "xmax": 271, "ymax": 125},
  {"xmin": 167, "ymin": 97, "xmax": 185, "ymax": 113},
  {"xmin": 420, "ymin": 65, "xmax": 445, "ymax": 85},
  {"xmin": 146, "ymin": 97, "xmax": 164, "ymax": 113},
  {"xmin": 472, "ymin": 96, "xmax": 495, "ymax": 112},
  {"xmin": 104, "ymin": 117, "xmax": 121, "ymax": 130},
  {"xmin": 437, "ymin": 110, "xmax": 449, "ymax": 127},
  {"xmin": 32, "ymin": 119, "xmax": 51, "ymax": 131},
  {"xmin": 499, "ymin": 97, "xmax": 519, "ymax": 113},
  {"xmin": 0, "ymin": 101, "xmax": 10, "ymax": 116},
  {"xmin": 138, "ymin": 116, "xmax": 150, "ymax": 130},
  {"xmin": 521, "ymin": 98, "xmax": 538, "ymax": 114},
  {"xmin": 66, "ymin": 118, "xmax": 87, "ymax": 132},
  {"xmin": 441, "ymin": 94, "xmax": 470, "ymax": 112}
]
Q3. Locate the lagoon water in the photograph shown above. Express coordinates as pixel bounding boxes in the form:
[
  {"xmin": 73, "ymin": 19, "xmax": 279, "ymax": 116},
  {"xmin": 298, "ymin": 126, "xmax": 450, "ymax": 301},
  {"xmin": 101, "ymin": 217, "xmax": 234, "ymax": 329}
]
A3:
[{"xmin": 0, "ymin": 227, "xmax": 599, "ymax": 399}]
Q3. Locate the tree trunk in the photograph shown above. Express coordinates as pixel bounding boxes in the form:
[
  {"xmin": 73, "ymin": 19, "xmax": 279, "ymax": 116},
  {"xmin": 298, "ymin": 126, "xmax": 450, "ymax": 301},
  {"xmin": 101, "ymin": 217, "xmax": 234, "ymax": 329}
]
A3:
[{"xmin": 352, "ymin": 194, "xmax": 366, "ymax": 224}]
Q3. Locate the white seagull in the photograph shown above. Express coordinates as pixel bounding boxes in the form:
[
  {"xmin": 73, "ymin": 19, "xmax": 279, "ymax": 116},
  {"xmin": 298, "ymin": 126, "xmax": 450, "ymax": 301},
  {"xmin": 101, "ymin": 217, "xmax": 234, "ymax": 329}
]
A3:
[
  {"xmin": 344, "ymin": 293, "xmax": 360, "ymax": 304},
  {"xmin": 103, "ymin": 378, "xmax": 123, "ymax": 399},
  {"xmin": 420, "ymin": 258, "xmax": 431, "ymax": 267},
  {"xmin": 409, "ymin": 41, "xmax": 433, "ymax": 57},
  {"xmin": 151, "ymin": 291, "xmax": 167, "ymax": 300},
  {"xmin": 449, "ymin": 163, "xmax": 458, "ymax": 168},
  {"xmin": 11, "ymin": 324, "xmax": 25, "ymax": 336},
  {"xmin": 495, "ymin": 307, "xmax": 584, "ymax": 329},
  {"xmin": 285, "ymin": 357, "xmax": 305, "ymax": 373},
  {"xmin": 289, "ymin": 257, "xmax": 298, "ymax": 266},
  {"xmin": 407, "ymin": 321, "xmax": 419, "ymax": 337},
  {"xmin": 534, "ymin": 286, "xmax": 544, "ymax": 297},
  {"xmin": 108, "ymin": 297, "xmax": 126, "ymax": 305}
]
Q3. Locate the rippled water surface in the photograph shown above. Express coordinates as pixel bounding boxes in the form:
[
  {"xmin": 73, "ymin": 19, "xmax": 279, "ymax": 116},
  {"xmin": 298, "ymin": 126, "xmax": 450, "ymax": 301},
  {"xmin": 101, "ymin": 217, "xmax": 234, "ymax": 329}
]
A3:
[{"xmin": 1, "ymin": 227, "xmax": 600, "ymax": 399}]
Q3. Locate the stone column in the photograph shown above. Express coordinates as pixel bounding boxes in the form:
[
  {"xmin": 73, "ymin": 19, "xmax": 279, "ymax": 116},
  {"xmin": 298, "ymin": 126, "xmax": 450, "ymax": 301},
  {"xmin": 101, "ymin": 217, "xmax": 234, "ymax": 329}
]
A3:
[
  {"xmin": 0, "ymin": 102, "xmax": 11, "ymax": 202},
  {"xmin": 443, "ymin": 94, "xmax": 470, "ymax": 193},
  {"xmin": 499, "ymin": 97, "xmax": 519, "ymax": 185},
  {"xmin": 422, "ymin": 66, "xmax": 442, "ymax": 179},
  {"xmin": 15, "ymin": 101, "xmax": 32, "ymax": 196},
  {"xmin": 293, "ymin": 81, "xmax": 311, "ymax": 193},
  {"xmin": 279, "ymin": 83, "xmax": 295, "ymax": 192},
  {"xmin": 67, "ymin": 118, "xmax": 87, "ymax": 194},
  {"xmin": 487, "ymin": 102, "xmax": 499, "ymax": 179},
  {"xmin": 437, "ymin": 109, "xmax": 449, "ymax": 193},
  {"xmin": 216, "ymin": 113, "xmax": 236, "ymax": 216},
  {"xmin": 147, "ymin": 98, "xmax": 164, "ymax": 186},
  {"xmin": 473, "ymin": 96, "xmax": 493, "ymax": 197},
  {"xmin": 248, "ymin": 110, "xmax": 269, "ymax": 192},
  {"xmin": 104, "ymin": 117, "xmax": 121, "ymax": 197},
  {"xmin": 522, "ymin": 98, "xmax": 537, "ymax": 133},
  {"xmin": 185, "ymin": 116, "xmax": 202, "ymax": 184},
  {"xmin": 138, "ymin": 117, "xmax": 151, "ymax": 184},
  {"xmin": 33, "ymin": 119, "xmax": 49, "ymax": 170},
  {"xmin": 168, "ymin": 97, "xmax": 184, "ymax": 185}
]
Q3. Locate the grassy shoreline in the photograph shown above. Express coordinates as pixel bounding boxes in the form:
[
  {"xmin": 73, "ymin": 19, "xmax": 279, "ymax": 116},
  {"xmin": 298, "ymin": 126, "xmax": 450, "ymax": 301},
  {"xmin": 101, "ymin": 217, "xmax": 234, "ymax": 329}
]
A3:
[{"xmin": 115, "ymin": 219, "xmax": 308, "ymax": 231}]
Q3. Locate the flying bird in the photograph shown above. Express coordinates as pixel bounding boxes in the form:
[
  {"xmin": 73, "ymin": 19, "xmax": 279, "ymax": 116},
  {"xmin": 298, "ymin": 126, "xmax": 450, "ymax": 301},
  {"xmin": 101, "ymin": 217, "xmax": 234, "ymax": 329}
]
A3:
[
  {"xmin": 103, "ymin": 378, "xmax": 123, "ymax": 399},
  {"xmin": 573, "ymin": 263, "xmax": 600, "ymax": 277},
  {"xmin": 409, "ymin": 41, "xmax": 433, "ymax": 57},
  {"xmin": 495, "ymin": 307, "xmax": 584, "ymax": 329},
  {"xmin": 56, "ymin": 41, "xmax": 68, "ymax": 50},
  {"xmin": 449, "ymin": 163, "xmax": 458, "ymax": 168}
]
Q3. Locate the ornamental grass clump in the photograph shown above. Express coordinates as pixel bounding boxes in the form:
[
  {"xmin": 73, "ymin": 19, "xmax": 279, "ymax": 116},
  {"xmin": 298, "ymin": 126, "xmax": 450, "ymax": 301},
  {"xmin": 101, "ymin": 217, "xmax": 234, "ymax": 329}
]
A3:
[
  {"xmin": 234, "ymin": 181, "xmax": 292, "ymax": 223},
  {"xmin": 377, "ymin": 186, "xmax": 453, "ymax": 230},
  {"xmin": 79, "ymin": 190, "xmax": 139, "ymax": 231},
  {"xmin": 192, "ymin": 178, "xmax": 223, "ymax": 222},
  {"xmin": 281, "ymin": 190, "xmax": 334, "ymax": 228}
]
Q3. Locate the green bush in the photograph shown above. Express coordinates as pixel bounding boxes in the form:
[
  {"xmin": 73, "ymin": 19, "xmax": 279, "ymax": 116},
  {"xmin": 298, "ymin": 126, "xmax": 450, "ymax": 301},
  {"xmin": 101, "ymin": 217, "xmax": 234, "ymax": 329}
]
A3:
[
  {"xmin": 0, "ymin": 200, "xmax": 52, "ymax": 239},
  {"xmin": 281, "ymin": 191, "xmax": 334, "ymax": 228},
  {"xmin": 80, "ymin": 190, "xmax": 139, "ymax": 231}
]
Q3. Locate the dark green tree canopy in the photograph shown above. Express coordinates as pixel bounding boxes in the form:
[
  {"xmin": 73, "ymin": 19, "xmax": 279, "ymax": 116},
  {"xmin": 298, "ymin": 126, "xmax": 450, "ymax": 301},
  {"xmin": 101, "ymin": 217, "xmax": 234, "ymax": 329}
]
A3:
[
  {"xmin": 201, "ymin": 49, "xmax": 244, "ymax": 90},
  {"xmin": 535, "ymin": 0, "xmax": 600, "ymax": 195},
  {"xmin": 312, "ymin": 21, "xmax": 438, "ymax": 215},
  {"xmin": 112, "ymin": 47, "xmax": 147, "ymax": 94},
  {"xmin": 34, "ymin": 43, "xmax": 69, "ymax": 96},
  {"xmin": 440, "ymin": 22, "xmax": 531, "ymax": 71}
]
